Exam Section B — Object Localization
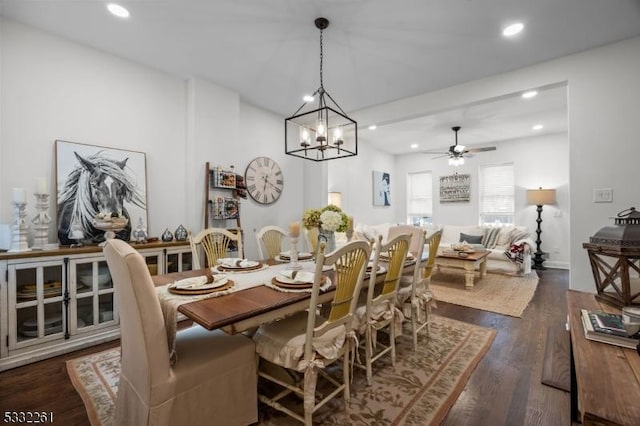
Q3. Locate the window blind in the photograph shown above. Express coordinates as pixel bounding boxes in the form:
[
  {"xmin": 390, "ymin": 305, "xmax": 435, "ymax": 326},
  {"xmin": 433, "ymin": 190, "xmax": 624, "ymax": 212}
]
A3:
[
  {"xmin": 479, "ymin": 163, "xmax": 514, "ymax": 220},
  {"xmin": 407, "ymin": 171, "xmax": 433, "ymax": 216}
]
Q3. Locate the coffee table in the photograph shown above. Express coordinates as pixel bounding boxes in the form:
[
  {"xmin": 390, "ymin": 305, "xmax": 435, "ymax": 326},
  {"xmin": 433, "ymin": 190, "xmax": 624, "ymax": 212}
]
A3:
[{"xmin": 435, "ymin": 250, "xmax": 490, "ymax": 289}]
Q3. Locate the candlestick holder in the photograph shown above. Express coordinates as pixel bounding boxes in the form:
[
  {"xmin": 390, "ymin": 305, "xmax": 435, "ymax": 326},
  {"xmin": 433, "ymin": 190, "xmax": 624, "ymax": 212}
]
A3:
[
  {"xmin": 346, "ymin": 229, "xmax": 354, "ymax": 242},
  {"xmin": 9, "ymin": 202, "xmax": 31, "ymax": 252},
  {"xmin": 289, "ymin": 236, "xmax": 302, "ymax": 270},
  {"xmin": 31, "ymin": 193, "xmax": 51, "ymax": 250}
]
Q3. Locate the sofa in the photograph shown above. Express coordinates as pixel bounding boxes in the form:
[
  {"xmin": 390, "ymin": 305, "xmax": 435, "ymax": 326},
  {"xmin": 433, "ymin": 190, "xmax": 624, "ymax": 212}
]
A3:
[{"xmin": 354, "ymin": 223, "xmax": 533, "ymax": 274}]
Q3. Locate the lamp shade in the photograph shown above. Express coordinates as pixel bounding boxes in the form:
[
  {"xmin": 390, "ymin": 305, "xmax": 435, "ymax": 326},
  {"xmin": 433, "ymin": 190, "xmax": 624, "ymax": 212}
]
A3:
[
  {"xmin": 527, "ymin": 188, "xmax": 556, "ymax": 206},
  {"xmin": 328, "ymin": 192, "xmax": 342, "ymax": 208}
]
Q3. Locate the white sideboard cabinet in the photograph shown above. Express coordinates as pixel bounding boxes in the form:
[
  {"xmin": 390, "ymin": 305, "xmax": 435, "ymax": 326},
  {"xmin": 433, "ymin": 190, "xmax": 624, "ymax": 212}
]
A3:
[{"xmin": 0, "ymin": 241, "xmax": 192, "ymax": 371}]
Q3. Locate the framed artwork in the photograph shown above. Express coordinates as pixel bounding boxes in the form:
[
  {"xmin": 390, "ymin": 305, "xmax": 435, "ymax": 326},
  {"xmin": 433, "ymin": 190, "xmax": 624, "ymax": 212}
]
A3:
[
  {"xmin": 440, "ymin": 173, "xmax": 471, "ymax": 203},
  {"xmin": 55, "ymin": 140, "xmax": 148, "ymax": 246},
  {"xmin": 372, "ymin": 171, "xmax": 391, "ymax": 206}
]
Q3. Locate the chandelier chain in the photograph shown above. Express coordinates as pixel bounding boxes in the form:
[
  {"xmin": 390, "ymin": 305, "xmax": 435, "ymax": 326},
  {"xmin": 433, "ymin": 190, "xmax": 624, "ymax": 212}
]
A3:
[{"xmin": 319, "ymin": 28, "xmax": 324, "ymax": 89}]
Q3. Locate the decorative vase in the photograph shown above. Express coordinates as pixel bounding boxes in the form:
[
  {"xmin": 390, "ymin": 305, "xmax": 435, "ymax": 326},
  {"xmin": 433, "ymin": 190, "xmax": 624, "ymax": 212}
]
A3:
[
  {"xmin": 319, "ymin": 228, "xmax": 336, "ymax": 253},
  {"xmin": 174, "ymin": 224, "xmax": 188, "ymax": 241},
  {"xmin": 161, "ymin": 228, "xmax": 174, "ymax": 242}
]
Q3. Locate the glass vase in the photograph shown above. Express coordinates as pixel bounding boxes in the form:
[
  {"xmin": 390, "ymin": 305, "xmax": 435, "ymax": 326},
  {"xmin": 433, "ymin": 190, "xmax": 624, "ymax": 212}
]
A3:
[{"xmin": 319, "ymin": 229, "xmax": 336, "ymax": 253}]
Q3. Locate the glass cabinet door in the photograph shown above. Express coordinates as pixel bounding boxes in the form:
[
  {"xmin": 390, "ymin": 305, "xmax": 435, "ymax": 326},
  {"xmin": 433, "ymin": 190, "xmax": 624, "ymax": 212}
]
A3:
[
  {"xmin": 140, "ymin": 251, "xmax": 163, "ymax": 276},
  {"xmin": 166, "ymin": 249, "xmax": 193, "ymax": 273},
  {"xmin": 9, "ymin": 261, "xmax": 65, "ymax": 349},
  {"xmin": 70, "ymin": 258, "xmax": 117, "ymax": 333}
]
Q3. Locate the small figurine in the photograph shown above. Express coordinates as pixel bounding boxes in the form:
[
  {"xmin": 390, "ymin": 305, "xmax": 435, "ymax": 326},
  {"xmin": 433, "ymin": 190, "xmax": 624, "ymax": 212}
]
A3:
[
  {"xmin": 132, "ymin": 217, "xmax": 148, "ymax": 244},
  {"xmin": 174, "ymin": 224, "xmax": 188, "ymax": 241},
  {"xmin": 161, "ymin": 228, "xmax": 174, "ymax": 242}
]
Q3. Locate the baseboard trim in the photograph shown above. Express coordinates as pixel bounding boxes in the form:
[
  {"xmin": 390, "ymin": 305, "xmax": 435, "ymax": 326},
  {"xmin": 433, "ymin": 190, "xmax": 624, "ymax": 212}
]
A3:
[{"xmin": 544, "ymin": 261, "xmax": 569, "ymax": 270}]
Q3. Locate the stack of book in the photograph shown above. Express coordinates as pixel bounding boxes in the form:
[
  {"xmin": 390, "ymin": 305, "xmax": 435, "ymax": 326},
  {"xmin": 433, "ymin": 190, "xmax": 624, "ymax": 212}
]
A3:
[{"xmin": 581, "ymin": 309, "xmax": 640, "ymax": 349}]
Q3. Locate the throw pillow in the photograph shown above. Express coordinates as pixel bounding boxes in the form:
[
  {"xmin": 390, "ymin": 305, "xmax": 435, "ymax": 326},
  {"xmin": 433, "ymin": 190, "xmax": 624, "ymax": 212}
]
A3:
[
  {"xmin": 482, "ymin": 227, "xmax": 501, "ymax": 249},
  {"xmin": 459, "ymin": 232, "xmax": 483, "ymax": 244},
  {"xmin": 495, "ymin": 227, "xmax": 515, "ymax": 248},
  {"xmin": 508, "ymin": 228, "xmax": 530, "ymax": 246}
]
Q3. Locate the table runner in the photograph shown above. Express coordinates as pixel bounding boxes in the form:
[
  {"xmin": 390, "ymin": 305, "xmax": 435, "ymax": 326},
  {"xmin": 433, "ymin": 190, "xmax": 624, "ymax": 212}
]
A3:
[{"xmin": 156, "ymin": 262, "xmax": 321, "ymax": 363}]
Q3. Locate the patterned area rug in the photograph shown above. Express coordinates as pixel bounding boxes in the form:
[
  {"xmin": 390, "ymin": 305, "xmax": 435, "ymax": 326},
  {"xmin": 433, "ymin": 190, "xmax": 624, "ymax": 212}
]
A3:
[
  {"xmin": 431, "ymin": 270, "xmax": 539, "ymax": 317},
  {"xmin": 67, "ymin": 315, "xmax": 495, "ymax": 426}
]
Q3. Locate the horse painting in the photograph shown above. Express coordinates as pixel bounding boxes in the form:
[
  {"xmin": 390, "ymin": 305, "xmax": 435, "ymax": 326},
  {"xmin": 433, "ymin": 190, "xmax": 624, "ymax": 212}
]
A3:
[{"xmin": 57, "ymin": 151, "xmax": 146, "ymax": 246}]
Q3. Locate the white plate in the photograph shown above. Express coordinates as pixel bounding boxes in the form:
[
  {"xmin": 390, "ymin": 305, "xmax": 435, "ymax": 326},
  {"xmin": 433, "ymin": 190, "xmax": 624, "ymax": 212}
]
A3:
[
  {"xmin": 172, "ymin": 275, "xmax": 228, "ymax": 290},
  {"xmin": 276, "ymin": 271, "xmax": 315, "ymax": 284},
  {"xmin": 279, "ymin": 251, "xmax": 313, "ymax": 259},
  {"xmin": 217, "ymin": 259, "xmax": 260, "ymax": 269}
]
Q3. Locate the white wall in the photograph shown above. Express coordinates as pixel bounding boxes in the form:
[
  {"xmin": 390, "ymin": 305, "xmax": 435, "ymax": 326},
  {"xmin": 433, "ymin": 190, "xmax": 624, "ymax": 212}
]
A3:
[
  {"xmin": 395, "ymin": 132, "xmax": 570, "ymax": 268},
  {"xmin": 327, "ymin": 143, "xmax": 396, "ymax": 227},
  {"xmin": 354, "ymin": 36, "xmax": 640, "ymax": 292},
  {"xmin": 0, "ymin": 19, "xmax": 294, "ymax": 260}
]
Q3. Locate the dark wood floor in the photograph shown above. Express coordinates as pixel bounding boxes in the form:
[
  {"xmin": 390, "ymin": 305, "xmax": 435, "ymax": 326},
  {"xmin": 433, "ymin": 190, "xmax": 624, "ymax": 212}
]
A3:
[{"xmin": 0, "ymin": 269, "xmax": 570, "ymax": 425}]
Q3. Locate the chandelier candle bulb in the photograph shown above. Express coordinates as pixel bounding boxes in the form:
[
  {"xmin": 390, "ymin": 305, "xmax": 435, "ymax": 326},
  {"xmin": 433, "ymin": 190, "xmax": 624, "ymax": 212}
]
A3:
[
  {"xmin": 12, "ymin": 188, "xmax": 26, "ymax": 204},
  {"xmin": 36, "ymin": 177, "xmax": 48, "ymax": 194},
  {"xmin": 289, "ymin": 221, "xmax": 301, "ymax": 238}
]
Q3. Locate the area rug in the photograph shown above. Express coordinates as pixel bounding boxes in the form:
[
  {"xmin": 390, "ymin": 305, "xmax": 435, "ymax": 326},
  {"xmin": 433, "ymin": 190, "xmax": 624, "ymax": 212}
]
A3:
[
  {"xmin": 67, "ymin": 315, "xmax": 495, "ymax": 426},
  {"xmin": 430, "ymin": 270, "xmax": 539, "ymax": 317}
]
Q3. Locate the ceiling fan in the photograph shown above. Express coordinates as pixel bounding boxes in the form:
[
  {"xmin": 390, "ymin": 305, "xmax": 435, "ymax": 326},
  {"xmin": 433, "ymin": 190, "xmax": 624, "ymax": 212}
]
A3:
[{"xmin": 422, "ymin": 126, "xmax": 496, "ymax": 166}]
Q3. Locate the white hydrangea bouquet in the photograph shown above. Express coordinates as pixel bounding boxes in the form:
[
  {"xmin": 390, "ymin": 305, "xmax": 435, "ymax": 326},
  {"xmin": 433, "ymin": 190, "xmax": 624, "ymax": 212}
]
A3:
[{"xmin": 302, "ymin": 204, "xmax": 348, "ymax": 232}]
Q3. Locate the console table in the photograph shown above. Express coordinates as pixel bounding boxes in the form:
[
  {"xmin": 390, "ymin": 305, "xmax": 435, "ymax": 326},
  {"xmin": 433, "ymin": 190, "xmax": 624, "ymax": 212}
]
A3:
[
  {"xmin": 567, "ymin": 290, "xmax": 640, "ymax": 425},
  {"xmin": 0, "ymin": 241, "xmax": 192, "ymax": 371}
]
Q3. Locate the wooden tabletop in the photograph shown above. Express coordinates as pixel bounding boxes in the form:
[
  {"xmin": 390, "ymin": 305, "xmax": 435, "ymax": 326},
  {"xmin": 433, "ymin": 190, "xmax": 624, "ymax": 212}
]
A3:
[
  {"xmin": 567, "ymin": 290, "xmax": 640, "ymax": 425},
  {"xmin": 436, "ymin": 250, "xmax": 490, "ymax": 261},
  {"xmin": 153, "ymin": 259, "xmax": 417, "ymax": 335}
]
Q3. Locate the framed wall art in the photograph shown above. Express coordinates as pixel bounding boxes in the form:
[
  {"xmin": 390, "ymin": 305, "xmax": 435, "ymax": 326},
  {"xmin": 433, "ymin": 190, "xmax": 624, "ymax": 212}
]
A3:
[
  {"xmin": 55, "ymin": 140, "xmax": 148, "ymax": 246},
  {"xmin": 440, "ymin": 173, "xmax": 471, "ymax": 203},
  {"xmin": 372, "ymin": 170, "xmax": 391, "ymax": 206}
]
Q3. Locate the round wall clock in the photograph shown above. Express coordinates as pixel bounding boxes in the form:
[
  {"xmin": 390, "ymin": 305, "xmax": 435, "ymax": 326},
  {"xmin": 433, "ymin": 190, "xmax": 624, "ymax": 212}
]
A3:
[{"xmin": 244, "ymin": 156, "xmax": 284, "ymax": 205}]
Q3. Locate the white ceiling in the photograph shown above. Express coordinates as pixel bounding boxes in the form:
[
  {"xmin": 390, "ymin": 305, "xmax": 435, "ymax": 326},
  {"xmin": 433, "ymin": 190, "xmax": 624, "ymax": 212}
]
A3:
[{"xmin": 1, "ymin": 0, "xmax": 639, "ymax": 154}]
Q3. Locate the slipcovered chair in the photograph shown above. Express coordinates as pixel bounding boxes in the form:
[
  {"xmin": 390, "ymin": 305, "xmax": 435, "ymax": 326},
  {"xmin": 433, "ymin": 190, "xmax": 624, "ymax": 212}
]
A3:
[
  {"xmin": 353, "ymin": 233, "xmax": 412, "ymax": 385},
  {"xmin": 253, "ymin": 240, "xmax": 371, "ymax": 425},
  {"xmin": 189, "ymin": 227, "xmax": 243, "ymax": 269},
  {"xmin": 256, "ymin": 225, "xmax": 287, "ymax": 260},
  {"xmin": 392, "ymin": 227, "xmax": 442, "ymax": 350},
  {"xmin": 103, "ymin": 239, "xmax": 257, "ymax": 426}
]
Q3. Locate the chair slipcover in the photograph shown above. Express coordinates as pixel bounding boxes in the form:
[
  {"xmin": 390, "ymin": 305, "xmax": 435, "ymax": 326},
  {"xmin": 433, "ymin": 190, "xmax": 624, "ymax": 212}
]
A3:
[
  {"xmin": 353, "ymin": 233, "xmax": 412, "ymax": 385},
  {"xmin": 253, "ymin": 240, "xmax": 371, "ymax": 425},
  {"xmin": 103, "ymin": 239, "xmax": 257, "ymax": 426},
  {"xmin": 390, "ymin": 226, "xmax": 442, "ymax": 350},
  {"xmin": 256, "ymin": 225, "xmax": 287, "ymax": 260},
  {"xmin": 189, "ymin": 227, "xmax": 244, "ymax": 269}
]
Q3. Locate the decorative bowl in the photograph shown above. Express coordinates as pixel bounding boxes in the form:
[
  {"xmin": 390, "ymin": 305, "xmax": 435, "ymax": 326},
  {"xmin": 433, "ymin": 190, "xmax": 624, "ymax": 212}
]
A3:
[{"xmin": 78, "ymin": 266, "xmax": 111, "ymax": 287}]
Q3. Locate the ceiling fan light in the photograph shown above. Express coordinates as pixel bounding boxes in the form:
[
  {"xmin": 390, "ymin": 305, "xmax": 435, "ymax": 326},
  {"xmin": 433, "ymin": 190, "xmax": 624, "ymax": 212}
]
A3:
[{"xmin": 454, "ymin": 144, "xmax": 466, "ymax": 153}]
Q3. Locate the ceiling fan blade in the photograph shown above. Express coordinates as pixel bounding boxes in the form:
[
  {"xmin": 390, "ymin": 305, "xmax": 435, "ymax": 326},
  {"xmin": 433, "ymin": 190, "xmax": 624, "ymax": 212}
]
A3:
[
  {"xmin": 421, "ymin": 150, "xmax": 449, "ymax": 155},
  {"xmin": 466, "ymin": 146, "xmax": 496, "ymax": 153},
  {"xmin": 431, "ymin": 154, "xmax": 450, "ymax": 159},
  {"xmin": 464, "ymin": 153, "xmax": 475, "ymax": 158}
]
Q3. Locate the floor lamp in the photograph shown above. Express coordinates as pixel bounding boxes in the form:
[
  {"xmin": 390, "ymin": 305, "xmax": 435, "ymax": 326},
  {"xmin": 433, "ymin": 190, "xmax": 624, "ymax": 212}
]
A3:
[{"xmin": 526, "ymin": 187, "xmax": 557, "ymax": 270}]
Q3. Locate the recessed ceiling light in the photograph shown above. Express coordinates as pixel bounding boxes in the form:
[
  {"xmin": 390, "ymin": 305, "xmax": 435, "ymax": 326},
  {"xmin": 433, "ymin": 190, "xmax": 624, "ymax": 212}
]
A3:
[
  {"xmin": 502, "ymin": 22, "xmax": 524, "ymax": 37},
  {"xmin": 532, "ymin": 124, "xmax": 544, "ymax": 131},
  {"xmin": 410, "ymin": 143, "xmax": 419, "ymax": 149},
  {"xmin": 303, "ymin": 95, "xmax": 314, "ymax": 102},
  {"xmin": 368, "ymin": 125, "xmax": 377, "ymax": 130},
  {"xmin": 107, "ymin": 3, "xmax": 130, "ymax": 19},
  {"xmin": 522, "ymin": 90, "xmax": 538, "ymax": 99}
]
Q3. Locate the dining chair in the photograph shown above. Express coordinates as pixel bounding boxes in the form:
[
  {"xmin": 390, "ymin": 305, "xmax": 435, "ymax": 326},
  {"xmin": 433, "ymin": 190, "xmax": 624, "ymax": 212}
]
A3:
[
  {"xmin": 103, "ymin": 239, "xmax": 257, "ymax": 426},
  {"xmin": 189, "ymin": 227, "xmax": 244, "ymax": 269},
  {"xmin": 252, "ymin": 240, "xmax": 371, "ymax": 426},
  {"xmin": 393, "ymin": 227, "xmax": 442, "ymax": 350},
  {"xmin": 353, "ymin": 233, "xmax": 412, "ymax": 385},
  {"xmin": 255, "ymin": 225, "xmax": 287, "ymax": 260}
]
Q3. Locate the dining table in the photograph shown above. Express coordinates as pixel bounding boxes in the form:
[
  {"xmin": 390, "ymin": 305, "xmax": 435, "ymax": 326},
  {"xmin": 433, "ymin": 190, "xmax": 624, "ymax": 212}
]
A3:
[{"xmin": 152, "ymin": 254, "xmax": 424, "ymax": 336}]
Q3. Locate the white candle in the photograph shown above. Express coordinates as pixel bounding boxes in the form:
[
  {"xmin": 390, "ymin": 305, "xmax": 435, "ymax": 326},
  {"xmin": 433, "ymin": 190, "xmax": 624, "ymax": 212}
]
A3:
[
  {"xmin": 13, "ymin": 188, "xmax": 26, "ymax": 204},
  {"xmin": 36, "ymin": 177, "xmax": 48, "ymax": 194}
]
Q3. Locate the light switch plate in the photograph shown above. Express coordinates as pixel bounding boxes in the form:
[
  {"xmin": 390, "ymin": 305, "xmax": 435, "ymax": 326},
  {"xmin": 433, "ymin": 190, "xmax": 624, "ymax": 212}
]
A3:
[{"xmin": 593, "ymin": 188, "xmax": 613, "ymax": 203}]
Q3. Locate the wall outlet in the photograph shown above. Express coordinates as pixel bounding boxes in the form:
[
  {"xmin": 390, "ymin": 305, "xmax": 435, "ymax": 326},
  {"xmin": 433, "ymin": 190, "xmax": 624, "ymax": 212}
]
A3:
[{"xmin": 593, "ymin": 188, "xmax": 613, "ymax": 203}]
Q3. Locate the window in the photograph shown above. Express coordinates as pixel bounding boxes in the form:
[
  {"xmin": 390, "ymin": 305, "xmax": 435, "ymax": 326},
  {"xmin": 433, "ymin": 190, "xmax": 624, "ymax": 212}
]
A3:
[
  {"xmin": 407, "ymin": 171, "xmax": 432, "ymax": 226},
  {"xmin": 479, "ymin": 163, "xmax": 514, "ymax": 225}
]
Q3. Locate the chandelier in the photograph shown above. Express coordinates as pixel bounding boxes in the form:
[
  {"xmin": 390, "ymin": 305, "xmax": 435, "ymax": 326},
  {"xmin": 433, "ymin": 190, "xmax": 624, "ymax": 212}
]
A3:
[{"xmin": 285, "ymin": 18, "xmax": 358, "ymax": 161}]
